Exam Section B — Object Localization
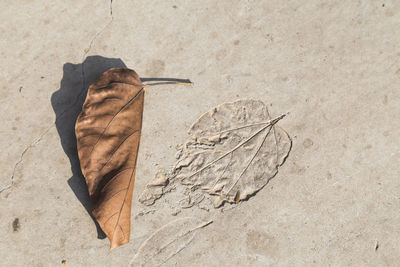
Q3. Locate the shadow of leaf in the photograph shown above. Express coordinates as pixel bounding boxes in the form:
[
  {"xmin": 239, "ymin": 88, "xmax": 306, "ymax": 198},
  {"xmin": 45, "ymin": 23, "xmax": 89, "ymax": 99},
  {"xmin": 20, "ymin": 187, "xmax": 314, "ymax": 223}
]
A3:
[{"xmin": 51, "ymin": 55, "xmax": 127, "ymax": 239}]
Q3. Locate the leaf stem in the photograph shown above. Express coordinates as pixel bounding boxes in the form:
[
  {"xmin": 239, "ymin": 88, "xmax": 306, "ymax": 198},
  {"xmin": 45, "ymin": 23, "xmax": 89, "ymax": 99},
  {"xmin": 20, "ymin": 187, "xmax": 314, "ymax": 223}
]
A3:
[{"xmin": 143, "ymin": 80, "xmax": 192, "ymax": 87}]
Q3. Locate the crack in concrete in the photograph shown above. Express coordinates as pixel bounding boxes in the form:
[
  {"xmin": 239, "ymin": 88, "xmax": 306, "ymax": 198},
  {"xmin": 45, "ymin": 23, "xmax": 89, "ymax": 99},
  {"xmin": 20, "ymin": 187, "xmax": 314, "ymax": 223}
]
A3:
[
  {"xmin": 0, "ymin": 124, "xmax": 54, "ymax": 195},
  {"xmin": 1, "ymin": 2, "xmax": 115, "ymax": 197},
  {"xmin": 82, "ymin": 1, "xmax": 114, "ymax": 60},
  {"xmin": 81, "ymin": 0, "xmax": 114, "ymax": 102}
]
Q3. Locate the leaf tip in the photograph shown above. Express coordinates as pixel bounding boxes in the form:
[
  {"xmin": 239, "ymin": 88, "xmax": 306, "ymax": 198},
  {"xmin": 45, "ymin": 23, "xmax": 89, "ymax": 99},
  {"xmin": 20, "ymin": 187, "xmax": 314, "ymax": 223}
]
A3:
[{"xmin": 109, "ymin": 240, "xmax": 124, "ymax": 251}]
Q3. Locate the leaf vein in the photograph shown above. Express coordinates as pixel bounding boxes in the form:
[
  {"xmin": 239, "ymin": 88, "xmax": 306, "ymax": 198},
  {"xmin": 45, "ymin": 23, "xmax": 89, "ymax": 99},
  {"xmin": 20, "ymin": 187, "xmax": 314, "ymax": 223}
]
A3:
[
  {"xmin": 102, "ymin": 187, "xmax": 128, "ymax": 204},
  {"xmin": 82, "ymin": 88, "xmax": 144, "ymax": 168},
  {"xmin": 110, "ymin": 127, "xmax": 142, "ymax": 243},
  {"xmin": 85, "ymin": 130, "xmax": 140, "ymax": 176}
]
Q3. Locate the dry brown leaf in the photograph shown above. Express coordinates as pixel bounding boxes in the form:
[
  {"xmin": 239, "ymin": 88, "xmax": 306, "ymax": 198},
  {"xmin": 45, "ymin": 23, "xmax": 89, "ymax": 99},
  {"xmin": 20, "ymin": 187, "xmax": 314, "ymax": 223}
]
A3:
[
  {"xmin": 75, "ymin": 68, "xmax": 144, "ymax": 250},
  {"xmin": 75, "ymin": 68, "xmax": 190, "ymax": 250}
]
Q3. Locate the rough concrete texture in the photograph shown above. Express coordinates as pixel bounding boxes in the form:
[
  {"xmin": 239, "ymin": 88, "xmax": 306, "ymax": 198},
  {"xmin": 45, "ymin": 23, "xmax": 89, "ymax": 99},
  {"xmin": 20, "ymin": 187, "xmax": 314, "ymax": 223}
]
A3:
[{"xmin": 1, "ymin": 1, "xmax": 399, "ymax": 266}]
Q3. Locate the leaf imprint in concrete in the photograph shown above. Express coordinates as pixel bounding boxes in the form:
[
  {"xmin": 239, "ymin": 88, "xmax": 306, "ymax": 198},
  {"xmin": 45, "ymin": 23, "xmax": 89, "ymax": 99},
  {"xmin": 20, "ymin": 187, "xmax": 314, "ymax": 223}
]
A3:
[
  {"xmin": 130, "ymin": 217, "xmax": 212, "ymax": 266},
  {"xmin": 140, "ymin": 99, "xmax": 292, "ymax": 210}
]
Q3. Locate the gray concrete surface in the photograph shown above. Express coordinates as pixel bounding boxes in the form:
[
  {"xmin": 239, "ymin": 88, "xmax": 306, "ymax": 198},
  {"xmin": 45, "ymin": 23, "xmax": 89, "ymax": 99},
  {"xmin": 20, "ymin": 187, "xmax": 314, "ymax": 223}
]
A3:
[{"xmin": 1, "ymin": 1, "xmax": 399, "ymax": 266}]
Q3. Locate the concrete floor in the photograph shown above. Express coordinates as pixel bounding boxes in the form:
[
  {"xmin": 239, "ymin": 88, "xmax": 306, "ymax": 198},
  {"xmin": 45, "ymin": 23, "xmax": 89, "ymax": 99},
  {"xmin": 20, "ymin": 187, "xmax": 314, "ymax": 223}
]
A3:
[{"xmin": 1, "ymin": 1, "xmax": 399, "ymax": 266}]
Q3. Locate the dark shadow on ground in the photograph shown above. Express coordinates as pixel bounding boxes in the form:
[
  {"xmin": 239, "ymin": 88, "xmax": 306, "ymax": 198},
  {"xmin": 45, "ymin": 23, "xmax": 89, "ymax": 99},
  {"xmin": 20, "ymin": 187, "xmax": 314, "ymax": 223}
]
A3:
[{"xmin": 51, "ymin": 56, "xmax": 127, "ymax": 239}]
